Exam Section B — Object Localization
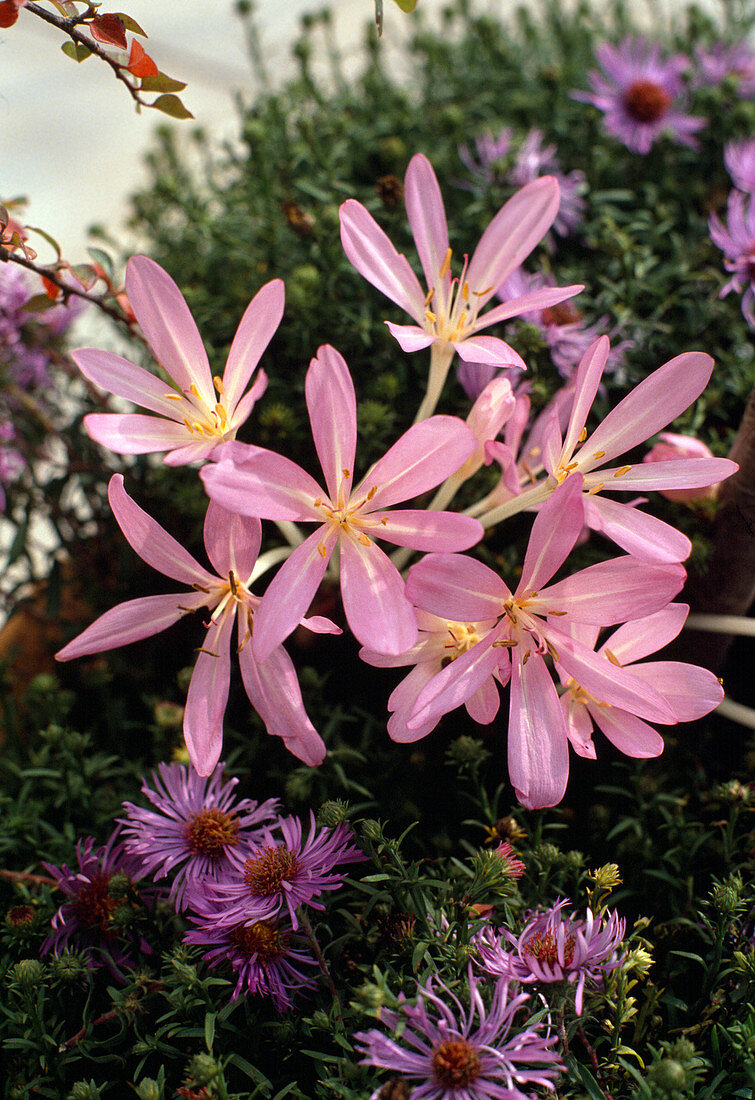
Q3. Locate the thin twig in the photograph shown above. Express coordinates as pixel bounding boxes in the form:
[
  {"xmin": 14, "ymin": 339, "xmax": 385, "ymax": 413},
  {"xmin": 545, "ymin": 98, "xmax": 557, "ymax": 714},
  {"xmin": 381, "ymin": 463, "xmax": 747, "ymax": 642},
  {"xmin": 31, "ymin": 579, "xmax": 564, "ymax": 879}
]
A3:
[
  {"xmin": 297, "ymin": 908, "xmax": 345, "ymax": 1032},
  {"xmin": 0, "ymin": 868, "xmax": 57, "ymax": 887}
]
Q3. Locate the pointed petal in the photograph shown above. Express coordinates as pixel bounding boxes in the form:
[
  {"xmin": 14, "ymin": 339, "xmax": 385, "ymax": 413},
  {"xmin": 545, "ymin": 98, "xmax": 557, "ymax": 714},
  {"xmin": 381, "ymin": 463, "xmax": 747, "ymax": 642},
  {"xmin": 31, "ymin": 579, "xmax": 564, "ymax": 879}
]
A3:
[
  {"xmin": 465, "ymin": 676, "xmax": 500, "ymax": 724},
  {"xmin": 229, "ymin": 369, "xmax": 268, "ymax": 430},
  {"xmin": 591, "ymin": 707, "xmax": 665, "ymax": 757},
  {"xmin": 579, "ymin": 352, "xmax": 715, "ymax": 467},
  {"xmin": 305, "ymin": 345, "xmax": 357, "ymax": 502},
  {"xmin": 630, "ymin": 661, "xmax": 724, "ymax": 721},
  {"xmin": 519, "ymin": 475, "xmax": 584, "ymax": 593},
  {"xmin": 466, "ymin": 176, "xmax": 560, "ymax": 306},
  {"xmin": 368, "ymin": 509, "xmax": 482, "ymax": 552},
  {"xmin": 252, "ymin": 526, "xmax": 336, "ymax": 662},
  {"xmin": 408, "ymin": 631, "xmax": 501, "ymax": 729},
  {"xmin": 479, "ymin": 284, "xmax": 584, "ymax": 328},
  {"xmin": 540, "ymin": 557, "xmax": 686, "ymax": 625},
  {"xmin": 163, "ymin": 438, "xmax": 225, "ymax": 466},
  {"xmin": 201, "ymin": 450, "xmax": 324, "ymax": 521},
  {"xmin": 339, "ymin": 199, "xmax": 426, "ymax": 319},
  {"xmin": 221, "ymin": 280, "xmax": 283, "ymax": 411},
  {"xmin": 454, "ymin": 335, "xmax": 527, "ymax": 369},
  {"xmin": 404, "ymin": 153, "xmax": 449, "ymax": 288},
  {"xmin": 583, "ymin": 495, "xmax": 691, "ymax": 562},
  {"xmin": 406, "ymin": 552, "xmax": 508, "ymax": 621},
  {"xmin": 386, "ymin": 662, "xmax": 442, "ymax": 743},
  {"xmin": 108, "ymin": 474, "xmax": 214, "ymax": 586},
  {"xmin": 508, "ymin": 652, "xmax": 569, "ymax": 810},
  {"xmin": 72, "ymin": 349, "xmax": 188, "ymax": 418},
  {"xmin": 385, "ymin": 322, "xmax": 436, "ymax": 352},
  {"xmin": 587, "ymin": 457, "xmax": 738, "ymax": 493},
  {"xmin": 239, "ymin": 630, "xmax": 326, "ymax": 765},
  {"xmin": 55, "ymin": 592, "xmax": 206, "ymax": 660},
  {"xmin": 562, "ymin": 337, "xmax": 610, "ymax": 460},
  {"xmin": 359, "ymin": 416, "xmax": 477, "ymax": 509},
  {"xmin": 126, "ymin": 255, "xmax": 214, "ymax": 405},
  {"xmin": 203, "ymin": 501, "xmax": 261, "ymax": 581},
  {"xmin": 600, "ymin": 603, "xmax": 688, "ymax": 665},
  {"xmin": 562, "ymin": 696, "xmax": 597, "ymax": 758},
  {"xmin": 339, "ymin": 537, "xmax": 417, "ymax": 655},
  {"xmin": 84, "ymin": 413, "xmax": 190, "ymax": 455},
  {"xmin": 184, "ymin": 612, "xmax": 233, "ymax": 776}
]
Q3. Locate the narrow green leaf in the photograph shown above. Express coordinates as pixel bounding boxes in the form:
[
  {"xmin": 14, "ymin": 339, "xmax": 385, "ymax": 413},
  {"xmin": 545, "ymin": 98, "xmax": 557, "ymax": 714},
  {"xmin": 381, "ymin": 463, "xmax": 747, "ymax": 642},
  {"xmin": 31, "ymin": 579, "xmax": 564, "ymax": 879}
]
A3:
[
  {"xmin": 204, "ymin": 1011, "xmax": 215, "ymax": 1051},
  {"xmin": 20, "ymin": 293, "xmax": 58, "ymax": 313},
  {"xmin": 149, "ymin": 94, "xmax": 194, "ymax": 120},
  {"xmin": 141, "ymin": 73, "xmax": 187, "ymax": 93}
]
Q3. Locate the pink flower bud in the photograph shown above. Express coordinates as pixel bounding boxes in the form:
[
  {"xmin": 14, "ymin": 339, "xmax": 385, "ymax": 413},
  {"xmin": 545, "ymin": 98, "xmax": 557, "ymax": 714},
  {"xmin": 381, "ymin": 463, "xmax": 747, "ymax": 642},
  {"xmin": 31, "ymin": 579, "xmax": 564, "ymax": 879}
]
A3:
[{"xmin": 643, "ymin": 432, "xmax": 718, "ymax": 502}]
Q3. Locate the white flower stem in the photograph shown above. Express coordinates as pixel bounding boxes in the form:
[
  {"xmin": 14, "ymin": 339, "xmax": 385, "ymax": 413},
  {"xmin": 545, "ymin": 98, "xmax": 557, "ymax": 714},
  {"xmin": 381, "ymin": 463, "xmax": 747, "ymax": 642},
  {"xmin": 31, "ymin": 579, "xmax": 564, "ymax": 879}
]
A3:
[
  {"xmin": 685, "ymin": 613, "xmax": 755, "ymax": 637},
  {"xmin": 716, "ymin": 696, "xmax": 755, "ymax": 730},
  {"xmin": 414, "ymin": 343, "xmax": 455, "ymax": 423},
  {"xmin": 250, "ymin": 545, "xmax": 293, "ymax": 584},
  {"xmin": 475, "ymin": 478, "xmax": 554, "ymax": 528},
  {"xmin": 275, "ymin": 520, "xmax": 304, "ymax": 548}
]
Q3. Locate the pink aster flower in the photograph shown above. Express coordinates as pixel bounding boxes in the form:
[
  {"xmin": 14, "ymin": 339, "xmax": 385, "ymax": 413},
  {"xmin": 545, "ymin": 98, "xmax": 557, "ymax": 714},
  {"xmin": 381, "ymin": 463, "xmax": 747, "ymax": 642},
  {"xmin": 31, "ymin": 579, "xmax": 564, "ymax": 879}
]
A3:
[
  {"xmin": 709, "ymin": 189, "xmax": 755, "ymax": 326},
  {"xmin": 201, "ymin": 344, "xmax": 483, "ymax": 659},
  {"xmin": 354, "ymin": 967, "xmax": 563, "ymax": 1100},
  {"xmin": 183, "ymin": 911, "xmax": 317, "ymax": 1009},
  {"xmin": 56, "ymin": 474, "xmax": 331, "ymax": 776},
  {"xmin": 556, "ymin": 604, "xmax": 724, "ymax": 762},
  {"xmin": 477, "ymin": 899, "xmax": 626, "ymax": 1015},
  {"xmin": 340, "ymin": 152, "xmax": 583, "ymax": 418},
  {"xmin": 508, "ymin": 130, "xmax": 586, "ymax": 237},
  {"xmin": 405, "ymin": 476, "xmax": 686, "ymax": 808},
  {"xmin": 574, "ymin": 37, "xmax": 706, "ymax": 154},
  {"xmin": 119, "ymin": 761, "xmax": 279, "ymax": 912},
  {"xmin": 458, "ymin": 127, "xmax": 513, "ymax": 186},
  {"xmin": 725, "ymin": 139, "xmax": 755, "ymax": 193},
  {"xmin": 695, "ymin": 42, "xmax": 755, "ymax": 98},
  {"xmin": 75, "ymin": 255, "xmax": 279, "ymax": 464},
  {"xmin": 191, "ymin": 812, "xmax": 364, "ymax": 929}
]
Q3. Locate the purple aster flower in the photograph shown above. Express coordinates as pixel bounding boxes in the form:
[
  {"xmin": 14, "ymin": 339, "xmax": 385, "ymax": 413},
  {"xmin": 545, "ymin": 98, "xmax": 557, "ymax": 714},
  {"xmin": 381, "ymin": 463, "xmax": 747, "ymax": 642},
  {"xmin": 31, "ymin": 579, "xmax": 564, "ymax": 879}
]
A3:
[
  {"xmin": 0, "ymin": 263, "xmax": 82, "ymax": 392},
  {"xmin": 0, "ymin": 420, "xmax": 24, "ymax": 511},
  {"xmin": 189, "ymin": 812, "xmax": 364, "ymax": 929},
  {"xmin": 458, "ymin": 128, "xmax": 512, "ymax": 186},
  {"xmin": 574, "ymin": 37, "xmax": 706, "ymax": 154},
  {"xmin": 477, "ymin": 899, "xmax": 626, "ymax": 1015},
  {"xmin": 119, "ymin": 761, "xmax": 279, "ymax": 912},
  {"xmin": 354, "ymin": 967, "xmax": 563, "ymax": 1099},
  {"xmin": 695, "ymin": 41, "xmax": 755, "ymax": 98},
  {"xmin": 508, "ymin": 130, "xmax": 586, "ymax": 237},
  {"xmin": 183, "ymin": 911, "xmax": 317, "ymax": 1009},
  {"xmin": 41, "ymin": 831, "xmax": 154, "ymax": 978},
  {"xmin": 725, "ymin": 139, "xmax": 755, "ymax": 194},
  {"xmin": 709, "ymin": 188, "xmax": 755, "ymax": 326}
]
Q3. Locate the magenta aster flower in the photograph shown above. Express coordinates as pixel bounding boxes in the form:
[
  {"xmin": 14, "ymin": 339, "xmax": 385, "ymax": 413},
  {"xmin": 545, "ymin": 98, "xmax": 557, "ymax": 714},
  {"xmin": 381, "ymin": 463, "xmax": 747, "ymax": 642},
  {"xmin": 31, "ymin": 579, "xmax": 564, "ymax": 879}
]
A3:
[
  {"xmin": 354, "ymin": 967, "xmax": 563, "ymax": 1100},
  {"xmin": 478, "ymin": 899, "xmax": 626, "ymax": 1015},
  {"xmin": 508, "ymin": 130, "xmax": 586, "ymax": 237},
  {"xmin": 458, "ymin": 127, "xmax": 512, "ymax": 186},
  {"xmin": 183, "ymin": 911, "xmax": 317, "ymax": 1009},
  {"xmin": 56, "ymin": 475, "xmax": 332, "ymax": 776},
  {"xmin": 709, "ymin": 189, "xmax": 755, "ymax": 326},
  {"xmin": 76, "ymin": 255, "xmax": 278, "ymax": 465},
  {"xmin": 202, "ymin": 344, "xmax": 484, "ymax": 659},
  {"xmin": 695, "ymin": 42, "xmax": 755, "ymax": 98},
  {"xmin": 574, "ymin": 38, "xmax": 706, "ymax": 154},
  {"xmin": 120, "ymin": 762, "xmax": 279, "ymax": 911},
  {"xmin": 191, "ymin": 812, "xmax": 364, "ymax": 929},
  {"xmin": 42, "ymin": 832, "xmax": 153, "ymax": 976},
  {"xmin": 725, "ymin": 139, "xmax": 755, "ymax": 193}
]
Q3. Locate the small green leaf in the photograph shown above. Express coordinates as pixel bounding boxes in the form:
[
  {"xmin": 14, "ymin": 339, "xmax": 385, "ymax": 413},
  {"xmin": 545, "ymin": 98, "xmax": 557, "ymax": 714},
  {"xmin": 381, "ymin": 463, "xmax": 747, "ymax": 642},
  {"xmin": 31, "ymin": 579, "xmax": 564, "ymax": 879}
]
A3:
[
  {"xmin": 141, "ymin": 72, "xmax": 187, "ymax": 93},
  {"xmin": 392, "ymin": 0, "xmax": 418, "ymax": 10},
  {"xmin": 87, "ymin": 247, "xmax": 114, "ymax": 280},
  {"xmin": 20, "ymin": 293, "xmax": 59, "ymax": 313},
  {"xmin": 203, "ymin": 1011, "xmax": 215, "ymax": 1051},
  {"xmin": 26, "ymin": 225, "xmax": 62, "ymax": 259},
  {"xmin": 149, "ymin": 94, "xmax": 194, "ymax": 120},
  {"xmin": 61, "ymin": 40, "xmax": 92, "ymax": 63},
  {"xmin": 114, "ymin": 12, "xmax": 147, "ymax": 35}
]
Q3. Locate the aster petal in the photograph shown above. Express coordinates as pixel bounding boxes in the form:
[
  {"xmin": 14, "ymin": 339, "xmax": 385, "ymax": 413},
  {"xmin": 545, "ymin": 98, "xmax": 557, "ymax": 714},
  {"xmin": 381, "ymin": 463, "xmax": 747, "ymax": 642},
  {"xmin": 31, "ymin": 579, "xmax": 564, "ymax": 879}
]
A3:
[
  {"xmin": 339, "ymin": 199, "xmax": 426, "ymax": 320},
  {"xmin": 55, "ymin": 592, "xmax": 207, "ymax": 660},
  {"xmin": 629, "ymin": 661, "xmax": 724, "ymax": 721},
  {"xmin": 591, "ymin": 707, "xmax": 665, "ymax": 757},
  {"xmin": 358, "ymin": 416, "xmax": 477, "ymax": 509},
  {"xmin": 221, "ymin": 279, "xmax": 284, "ymax": 411},
  {"xmin": 72, "ymin": 349, "xmax": 189, "ymax": 418},
  {"xmin": 126, "ymin": 255, "xmax": 214, "ymax": 406},
  {"xmin": 583, "ymin": 494, "xmax": 691, "ymax": 562},
  {"xmin": 540, "ymin": 557, "xmax": 685, "ymax": 625},
  {"xmin": 508, "ymin": 652, "xmax": 569, "ymax": 810},
  {"xmin": 184, "ymin": 611, "xmax": 234, "ymax": 777},
  {"xmin": 365, "ymin": 508, "xmax": 482, "ymax": 551},
  {"xmin": 406, "ymin": 553, "xmax": 509, "ymax": 621},
  {"xmin": 586, "ymin": 457, "xmax": 738, "ymax": 493},
  {"xmin": 201, "ymin": 450, "xmax": 324, "ymax": 521},
  {"xmin": 305, "ymin": 345, "xmax": 357, "ymax": 502},
  {"xmin": 339, "ymin": 536, "xmax": 418, "ymax": 655},
  {"xmin": 404, "ymin": 152, "xmax": 450, "ymax": 289},
  {"xmin": 466, "ymin": 176, "xmax": 560, "ymax": 306},
  {"xmin": 478, "ymin": 283, "xmax": 585, "ymax": 328},
  {"xmin": 384, "ymin": 322, "xmax": 436, "ymax": 352},
  {"xmin": 203, "ymin": 500, "xmax": 261, "ymax": 581},
  {"xmin": 252, "ymin": 525, "xmax": 337, "ymax": 662},
  {"xmin": 454, "ymin": 335, "xmax": 527, "ymax": 369},
  {"xmin": 601, "ymin": 603, "xmax": 688, "ymax": 664},
  {"xmin": 109, "ymin": 474, "xmax": 215, "ymax": 586},
  {"xmin": 519, "ymin": 475, "xmax": 584, "ymax": 593},
  {"xmin": 83, "ymin": 412, "xmax": 193, "ymax": 456}
]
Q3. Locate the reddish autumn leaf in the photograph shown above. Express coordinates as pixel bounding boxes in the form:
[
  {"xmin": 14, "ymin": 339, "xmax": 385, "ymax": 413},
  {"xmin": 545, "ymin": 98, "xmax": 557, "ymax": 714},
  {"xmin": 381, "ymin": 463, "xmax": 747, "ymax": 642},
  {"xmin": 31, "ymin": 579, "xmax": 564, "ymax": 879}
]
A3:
[
  {"xmin": 41, "ymin": 276, "xmax": 63, "ymax": 301},
  {"xmin": 0, "ymin": 0, "xmax": 23, "ymax": 29},
  {"xmin": 125, "ymin": 39, "xmax": 158, "ymax": 78},
  {"xmin": 90, "ymin": 13, "xmax": 127, "ymax": 49}
]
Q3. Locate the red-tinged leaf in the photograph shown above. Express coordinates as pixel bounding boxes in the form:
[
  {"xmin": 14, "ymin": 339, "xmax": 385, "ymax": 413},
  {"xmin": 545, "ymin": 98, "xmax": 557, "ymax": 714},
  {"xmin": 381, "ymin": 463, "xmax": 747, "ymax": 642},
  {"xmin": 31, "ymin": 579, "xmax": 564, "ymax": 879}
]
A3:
[
  {"xmin": 114, "ymin": 11, "xmax": 147, "ymax": 36},
  {"xmin": 0, "ymin": 2, "xmax": 20, "ymax": 29},
  {"xmin": 140, "ymin": 72, "xmax": 187, "ymax": 93},
  {"xmin": 126, "ymin": 39, "xmax": 158, "ymax": 78},
  {"xmin": 26, "ymin": 225, "xmax": 62, "ymax": 259},
  {"xmin": 71, "ymin": 263, "xmax": 99, "ymax": 290},
  {"xmin": 149, "ymin": 94, "xmax": 194, "ymax": 120},
  {"xmin": 88, "ymin": 247, "xmax": 114, "ymax": 281},
  {"xmin": 61, "ymin": 40, "xmax": 92, "ymax": 63},
  {"xmin": 22, "ymin": 292, "xmax": 60, "ymax": 313},
  {"xmin": 41, "ymin": 277, "xmax": 63, "ymax": 301},
  {"xmin": 90, "ymin": 14, "xmax": 127, "ymax": 49}
]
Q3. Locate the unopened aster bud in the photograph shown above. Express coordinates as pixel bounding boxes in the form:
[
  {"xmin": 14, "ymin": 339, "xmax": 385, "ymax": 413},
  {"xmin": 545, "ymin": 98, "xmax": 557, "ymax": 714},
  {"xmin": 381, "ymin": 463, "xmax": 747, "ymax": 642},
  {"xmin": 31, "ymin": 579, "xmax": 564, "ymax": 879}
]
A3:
[
  {"xmin": 358, "ymin": 399, "xmax": 395, "ymax": 437},
  {"xmin": 13, "ymin": 958, "xmax": 44, "ymax": 988},
  {"xmin": 711, "ymin": 875, "xmax": 742, "ymax": 914},
  {"xmin": 317, "ymin": 799, "xmax": 350, "ymax": 827},
  {"xmin": 355, "ymin": 981, "xmax": 385, "ymax": 1014},
  {"xmin": 445, "ymin": 735, "xmax": 490, "ymax": 769},
  {"xmin": 625, "ymin": 946, "xmax": 654, "ymax": 977},
  {"xmin": 135, "ymin": 1081, "xmax": 161, "ymax": 1100},
  {"xmin": 50, "ymin": 951, "xmax": 90, "ymax": 983},
  {"xmin": 186, "ymin": 1053, "xmax": 220, "ymax": 1086},
  {"xmin": 67, "ymin": 1083, "xmax": 101, "ymax": 1100},
  {"xmin": 258, "ymin": 401, "xmax": 298, "ymax": 439},
  {"xmin": 361, "ymin": 819, "xmax": 384, "ymax": 843},
  {"xmin": 378, "ymin": 1078, "xmax": 413, "ymax": 1100},
  {"xmin": 533, "ymin": 841, "xmax": 560, "ymax": 866},
  {"xmin": 6, "ymin": 904, "xmax": 35, "ymax": 929},
  {"xmin": 153, "ymin": 700, "xmax": 184, "ymax": 729}
]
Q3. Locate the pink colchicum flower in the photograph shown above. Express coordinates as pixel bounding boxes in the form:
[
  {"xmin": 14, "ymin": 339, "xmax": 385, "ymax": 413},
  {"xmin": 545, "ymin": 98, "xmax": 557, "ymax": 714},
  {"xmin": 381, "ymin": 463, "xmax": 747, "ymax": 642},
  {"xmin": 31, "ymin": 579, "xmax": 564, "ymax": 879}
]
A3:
[
  {"xmin": 56, "ymin": 475, "xmax": 332, "ymax": 776},
  {"xmin": 556, "ymin": 604, "xmax": 724, "ymax": 762},
  {"xmin": 477, "ymin": 899, "xmax": 626, "ymax": 1015},
  {"xmin": 574, "ymin": 37, "xmax": 706, "ymax": 154},
  {"xmin": 340, "ymin": 152, "xmax": 583, "ymax": 419},
  {"xmin": 405, "ymin": 476, "xmax": 687, "ymax": 808},
  {"xmin": 201, "ymin": 345, "xmax": 484, "ymax": 660},
  {"xmin": 709, "ymin": 189, "xmax": 755, "ymax": 326},
  {"xmin": 643, "ymin": 432, "xmax": 721, "ymax": 503},
  {"xmin": 725, "ymin": 139, "xmax": 755, "ymax": 193},
  {"xmin": 75, "ymin": 256, "xmax": 279, "ymax": 464}
]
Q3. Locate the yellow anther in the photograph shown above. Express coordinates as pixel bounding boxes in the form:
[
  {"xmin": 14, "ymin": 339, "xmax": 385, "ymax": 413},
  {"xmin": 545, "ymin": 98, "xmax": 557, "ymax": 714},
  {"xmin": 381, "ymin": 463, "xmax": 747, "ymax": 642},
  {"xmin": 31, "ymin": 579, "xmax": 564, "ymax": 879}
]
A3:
[
  {"xmin": 213, "ymin": 375, "xmax": 225, "ymax": 394},
  {"xmin": 522, "ymin": 649, "xmax": 531, "ymax": 665},
  {"xmin": 520, "ymin": 460, "xmax": 537, "ymax": 484},
  {"xmin": 380, "ymin": 516, "xmax": 388, "ymax": 525},
  {"xmin": 547, "ymin": 609, "xmax": 567, "ymax": 616},
  {"xmin": 529, "ymin": 445, "xmax": 542, "ymax": 459},
  {"xmin": 195, "ymin": 647, "xmax": 220, "ymax": 658},
  {"xmin": 461, "ymin": 281, "xmax": 470, "ymax": 301},
  {"xmin": 587, "ymin": 482, "xmax": 605, "ymax": 495},
  {"xmin": 191, "ymin": 583, "xmax": 211, "ymax": 593},
  {"xmin": 229, "ymin": 570, "xmax": 238, "ymax": 596},
  {"xmin": 366, "ymin": 485, "xmax": 378, "ymax": 501},
  {"xmin": 184, "ymin": 418, "xmax": 195, "ymax": 434},
  {"xmin": 592, "ymin": 449, "xmax": 606, "ymax": 460},
  {"xmin": 604, "ymin": 649, "xmax": 621, "ymax": 667},
  {"xmin": 165, "ymin": 392, "xmax": 183, "ymax": 401},
  {"xmin": 578, "ymin": 427, "xmax": 588, "ymax": 443},
  {"xmin": 492, "ymin": 638, "xmax": 516, "ymax": 648},
  {"xmin": 342, "ymin": 467, "xmax": 351, "ymax": 479},
  {"xmin": 358, "ymin": 533, "xmax": 372, "ymax": 546},
  {"xmin": 613, "ymin": 465, "xmax": 632, "ymax": 477},
  {"xmin": 317, "ymin": 543, "xmax": 328, "ymax": 559},
  {"xmin": 425, "ymin": 309, "xmax": 437, "ymax": 324},
  {"xmin": 192, "ymin": 422, "xmax": 206, "ymax": 435},
  {"xmin": 438, "ymin": 247, "xmax": 453, "ymax": 279},
  {"xmin": 473, "ymin": 285, "xmax": 494, "ymax": 296},
  {"xmin": 565, "ymin": 460, "xmax": 579, "ymax": 472},
  {"xmin": 424, "ymin": 286, "xmax": 435, "ymax": 307},
  {"xmin": 215, "ymin": 403, "xmax": 228, "ymax": 427},
  {"xmin": 313, "ymin": 497, "xmax": 322, "ymax": 508},
  {"xmin": 546, "ymin": 642, "xmax": 559, "ymax": 661},
  {"xmin": 189, "ymin": 383, "xmax": 201, "ymax": 399}
]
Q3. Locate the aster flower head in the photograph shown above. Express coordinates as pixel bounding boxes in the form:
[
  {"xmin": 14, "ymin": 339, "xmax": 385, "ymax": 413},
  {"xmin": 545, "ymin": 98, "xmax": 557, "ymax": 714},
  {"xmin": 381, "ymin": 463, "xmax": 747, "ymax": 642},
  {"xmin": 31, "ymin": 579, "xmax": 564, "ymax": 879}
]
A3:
[
  {"xmin": 184, "ymin": 910, "xmax": 317, "ymax": 1009},
  {"xmin": 75, "ymin": 255, "xmax": 280, "ymax": 465},
  {"xmin": 508, "ymin": 130, "xmax": 586, "ymax": 237},
  {"xmin": 354, "ymin": 966, "xmax": 563, "ymax": 1099},
  {"xmin": 695, "ymin": 41, "xmax": 755, "ymax": 98},
  {"xmin": 725, "ymin": 139, "xmax": 755, "ymax": 194},
  {"xmin": 120, "ymin": 761, "xmax": 280, "ymax": 911},
  {"xmin": 191, "ymin": 812, "xmax": 365, "ymax": 929},
  {"xmin": 574, "ymin": 37, "xmax": 706, "ymax": 154},
  {"xmin": 458, "ymin": 127, "xmax": 512, "ymax": 186},
  {"xmin": 42, "ymin": 831, "xmax": 154, "ymax": 977},
  {"xmin": 478, "ymin": 899, "xmax": 626, "ymax": 1015},
  {"xmin": 709, "ymin": 189, "xmax": 755, "ymax": 326}
]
